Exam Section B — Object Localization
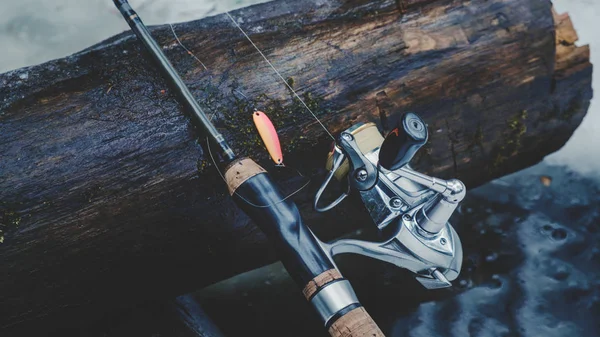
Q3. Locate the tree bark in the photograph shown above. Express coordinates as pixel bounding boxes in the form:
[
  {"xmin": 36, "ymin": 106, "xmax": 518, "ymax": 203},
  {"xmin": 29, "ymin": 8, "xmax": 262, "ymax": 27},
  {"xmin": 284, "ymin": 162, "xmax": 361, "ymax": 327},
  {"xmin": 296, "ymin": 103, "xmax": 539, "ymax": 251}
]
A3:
[{"xmin": 0, "ymin": 0, "xmax": 592, "ymax": 333}]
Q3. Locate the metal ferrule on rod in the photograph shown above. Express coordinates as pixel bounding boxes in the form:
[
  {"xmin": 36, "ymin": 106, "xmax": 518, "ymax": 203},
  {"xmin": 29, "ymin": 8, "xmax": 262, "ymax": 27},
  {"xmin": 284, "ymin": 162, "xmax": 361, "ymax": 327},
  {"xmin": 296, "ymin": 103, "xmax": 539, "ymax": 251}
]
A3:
[
  {"xmin": 113, "ymin": 0, "xmax": 236, "ymax": 162},
  {"xmin": 310, "ymin": 280, "xmax": 360, "ymax": 327}
]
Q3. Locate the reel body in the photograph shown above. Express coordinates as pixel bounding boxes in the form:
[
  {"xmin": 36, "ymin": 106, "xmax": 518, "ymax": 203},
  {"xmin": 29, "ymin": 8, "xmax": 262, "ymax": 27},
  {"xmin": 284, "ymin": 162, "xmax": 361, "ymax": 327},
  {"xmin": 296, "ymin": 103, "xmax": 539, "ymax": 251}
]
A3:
[{"xmin": 313, "ymin": 114, "xmax": 465, "ymax": 289}]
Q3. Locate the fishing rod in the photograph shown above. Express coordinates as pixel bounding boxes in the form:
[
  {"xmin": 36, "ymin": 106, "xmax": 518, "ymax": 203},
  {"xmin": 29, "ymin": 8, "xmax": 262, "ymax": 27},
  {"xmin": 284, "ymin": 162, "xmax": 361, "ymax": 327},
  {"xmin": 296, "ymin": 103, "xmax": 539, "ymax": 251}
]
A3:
[
  {"xmin": 113, "ymin": 1, "xmax": 466, "ymax": 336},
  {"xmin": 113, "ymin": 1, "xmax": 382, "ymax": 335}
]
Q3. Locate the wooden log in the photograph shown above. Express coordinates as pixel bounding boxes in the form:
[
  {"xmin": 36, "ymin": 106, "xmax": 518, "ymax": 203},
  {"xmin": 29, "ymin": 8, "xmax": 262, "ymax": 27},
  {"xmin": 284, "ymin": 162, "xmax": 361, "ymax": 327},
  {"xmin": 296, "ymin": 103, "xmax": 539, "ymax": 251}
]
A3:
[{"xmin": 0, "ymin": 0, "xmax": 592, "ymax": 333}]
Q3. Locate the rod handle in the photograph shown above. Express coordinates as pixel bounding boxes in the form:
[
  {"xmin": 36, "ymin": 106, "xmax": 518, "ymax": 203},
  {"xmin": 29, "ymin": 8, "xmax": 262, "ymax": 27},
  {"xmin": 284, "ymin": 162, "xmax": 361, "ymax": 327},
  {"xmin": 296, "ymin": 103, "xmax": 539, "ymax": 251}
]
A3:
[
  {"xmin": 328, "ymin": 307, "xmax": 385, "ymax": 337},
  {"xmin": 303, "ymin": 270, "xmax": 385, "ymax": 337}
]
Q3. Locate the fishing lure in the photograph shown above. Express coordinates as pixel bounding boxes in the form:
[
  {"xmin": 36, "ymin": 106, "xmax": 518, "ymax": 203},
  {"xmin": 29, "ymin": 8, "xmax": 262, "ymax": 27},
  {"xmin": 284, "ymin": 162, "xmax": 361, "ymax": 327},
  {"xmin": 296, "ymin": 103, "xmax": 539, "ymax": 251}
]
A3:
[{"xmin": 253, "ymin": 111, "xmax": 284, "ymax": 166}]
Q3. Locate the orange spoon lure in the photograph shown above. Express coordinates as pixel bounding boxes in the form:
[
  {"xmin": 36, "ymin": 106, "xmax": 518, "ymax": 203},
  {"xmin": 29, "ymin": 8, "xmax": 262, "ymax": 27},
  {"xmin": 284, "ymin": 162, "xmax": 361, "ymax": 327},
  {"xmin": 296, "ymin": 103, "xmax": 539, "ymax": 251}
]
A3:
[{"xmin": 253, "ymin": 111, "xmax": 284, "ymax": 165}]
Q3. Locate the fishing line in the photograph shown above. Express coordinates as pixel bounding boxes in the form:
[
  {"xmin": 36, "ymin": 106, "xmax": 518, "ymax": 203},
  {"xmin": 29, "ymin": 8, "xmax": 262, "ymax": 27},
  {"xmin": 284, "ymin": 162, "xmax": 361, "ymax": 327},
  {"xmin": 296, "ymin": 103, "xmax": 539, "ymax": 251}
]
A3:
[
  {"xmin": 224, "ymin": 11, "xmax": 336, "ymax": 141},
  {"xmin": 168, "ymin": 21, "xmax": 311, "ymax": 207},
  {"xmin": 169, "ymin": 23, "xmax": 208, "ymax": 71}
]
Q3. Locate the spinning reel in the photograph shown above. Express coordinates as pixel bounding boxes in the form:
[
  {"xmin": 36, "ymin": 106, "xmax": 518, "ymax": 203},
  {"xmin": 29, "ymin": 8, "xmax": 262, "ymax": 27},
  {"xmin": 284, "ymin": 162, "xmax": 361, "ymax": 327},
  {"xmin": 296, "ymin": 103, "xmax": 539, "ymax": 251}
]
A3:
[
  {"xmin": 313, "ymin": 113, "xmax": 464, "ymax": 289},
  {"xmin": 116, "ymin": 0, "xmax": 461, "ymax": 331}
]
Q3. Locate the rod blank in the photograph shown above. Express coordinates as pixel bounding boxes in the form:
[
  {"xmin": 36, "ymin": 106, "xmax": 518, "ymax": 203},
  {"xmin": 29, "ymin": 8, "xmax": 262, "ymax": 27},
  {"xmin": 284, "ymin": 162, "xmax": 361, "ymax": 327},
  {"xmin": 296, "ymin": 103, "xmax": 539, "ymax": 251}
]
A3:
[{"xmin": 113, "ymin": 0, "xmax": 236, "ymax": 162}]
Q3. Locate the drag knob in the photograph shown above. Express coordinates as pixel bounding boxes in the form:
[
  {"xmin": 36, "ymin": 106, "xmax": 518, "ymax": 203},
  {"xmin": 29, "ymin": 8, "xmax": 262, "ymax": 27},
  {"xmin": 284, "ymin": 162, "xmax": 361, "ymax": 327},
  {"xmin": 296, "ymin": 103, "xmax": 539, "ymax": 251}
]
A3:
[{"xmin": 378, "ymin": 112, "xmax": 428, "ymax": 171}]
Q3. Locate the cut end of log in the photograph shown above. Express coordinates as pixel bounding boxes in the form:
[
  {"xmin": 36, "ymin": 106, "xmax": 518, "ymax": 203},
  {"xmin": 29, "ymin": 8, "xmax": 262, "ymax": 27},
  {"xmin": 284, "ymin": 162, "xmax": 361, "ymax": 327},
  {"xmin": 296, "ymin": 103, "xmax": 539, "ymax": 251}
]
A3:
[
  {"xmin": 552, "ymin": 7, "xmax": 592, "ymax": 78},
  {"xmin": 553, "ymin": 9, "xmax": 579, "ymax": 45}
]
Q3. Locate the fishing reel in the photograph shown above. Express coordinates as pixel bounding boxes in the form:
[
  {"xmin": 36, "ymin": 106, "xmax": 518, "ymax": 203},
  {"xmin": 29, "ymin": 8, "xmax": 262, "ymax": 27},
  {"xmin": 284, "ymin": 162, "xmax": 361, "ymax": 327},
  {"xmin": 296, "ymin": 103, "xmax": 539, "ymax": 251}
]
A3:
[{"xmin": 313, "ymin": 113, "xmax": 464, "ymax": 289}]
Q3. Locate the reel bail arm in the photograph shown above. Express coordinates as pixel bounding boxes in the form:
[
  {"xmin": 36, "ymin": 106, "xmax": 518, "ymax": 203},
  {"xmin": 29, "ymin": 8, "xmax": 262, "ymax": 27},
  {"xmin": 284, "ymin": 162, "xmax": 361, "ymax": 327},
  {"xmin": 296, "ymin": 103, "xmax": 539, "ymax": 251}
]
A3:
[{"xmin": 313, "ymin": 129, "xmax": 379, "ymax": 212}]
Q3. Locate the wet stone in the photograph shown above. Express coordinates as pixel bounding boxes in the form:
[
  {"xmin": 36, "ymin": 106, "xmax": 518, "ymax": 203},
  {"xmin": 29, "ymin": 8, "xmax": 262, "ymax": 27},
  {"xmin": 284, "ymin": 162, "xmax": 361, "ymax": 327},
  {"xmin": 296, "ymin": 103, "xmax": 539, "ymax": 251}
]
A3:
[
  {"xmin": 551, "ymin": 228, "xmax": 568, "ymax": 241},
  {"xmin": 546, "ymin": 319, "xmax": 560, "ymax": 329},
  {"xmin": 485, "ymin": 252, "xmax": 499, "ymax": 263},
  {"xmin": 591, "ymin": 248, "xmax": 600, "ymax": 262},
  {"xmin": 489, "ymin": 275, "xmax": 503, "ymax": 289},
  {"xmin": 551, "ymin": 267, "xmax": 570, "ymax": 281}
]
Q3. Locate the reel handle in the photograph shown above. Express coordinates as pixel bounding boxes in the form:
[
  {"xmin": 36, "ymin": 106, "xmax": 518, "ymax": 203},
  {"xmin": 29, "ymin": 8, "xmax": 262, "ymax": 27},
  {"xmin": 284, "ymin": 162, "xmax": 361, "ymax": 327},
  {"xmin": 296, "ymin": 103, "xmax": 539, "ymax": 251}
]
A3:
[{"xmin": 378, "ymin": 112, "xmax": 428, "ymax": 171}]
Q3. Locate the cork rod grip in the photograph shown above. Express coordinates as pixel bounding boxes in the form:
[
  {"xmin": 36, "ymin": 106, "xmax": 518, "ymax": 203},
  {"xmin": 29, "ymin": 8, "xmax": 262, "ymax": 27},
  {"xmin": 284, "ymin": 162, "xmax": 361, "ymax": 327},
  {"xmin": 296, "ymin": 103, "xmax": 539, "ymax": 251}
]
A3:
[
  {"xmin": 303, "ymin": 269, "xmax": 385, "ymax": 337},
  {"xmin": 328, "ymin": 307, "xmax": 385, "ymax": 337}
]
